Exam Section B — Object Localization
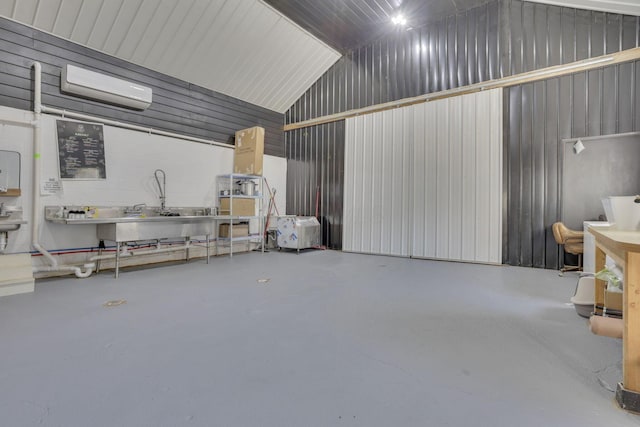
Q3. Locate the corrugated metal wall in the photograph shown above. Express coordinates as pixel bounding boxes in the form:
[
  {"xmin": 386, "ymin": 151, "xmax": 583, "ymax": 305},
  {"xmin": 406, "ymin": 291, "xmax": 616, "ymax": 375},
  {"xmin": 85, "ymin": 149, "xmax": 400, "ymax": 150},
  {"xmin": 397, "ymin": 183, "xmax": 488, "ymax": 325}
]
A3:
[
  {"xmin": 285, "ymin": 122, "xmax": 345, "ymax": 248},
  {"xmin": 285, "ymin": 0, "xmax": 640, "ymax": 268},
  {"xmin": 0, "ymin": 17, "xmax": 285, "ymax": 156},
  {"xmin": 503, "ymin": 1, "xmax": 640, "ymax": 268},
  {"xmin": 505, "ymin": 67, "xmax": 640, "ymax": 268}
]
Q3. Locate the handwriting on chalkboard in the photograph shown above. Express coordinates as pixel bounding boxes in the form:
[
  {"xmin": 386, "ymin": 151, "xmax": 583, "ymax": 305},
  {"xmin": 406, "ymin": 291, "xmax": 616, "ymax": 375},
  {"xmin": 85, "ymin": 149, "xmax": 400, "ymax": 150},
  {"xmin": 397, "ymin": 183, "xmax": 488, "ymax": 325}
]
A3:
[{"xmin": 56, "ymin": 120, "xmax": 106, "ymax": 179}]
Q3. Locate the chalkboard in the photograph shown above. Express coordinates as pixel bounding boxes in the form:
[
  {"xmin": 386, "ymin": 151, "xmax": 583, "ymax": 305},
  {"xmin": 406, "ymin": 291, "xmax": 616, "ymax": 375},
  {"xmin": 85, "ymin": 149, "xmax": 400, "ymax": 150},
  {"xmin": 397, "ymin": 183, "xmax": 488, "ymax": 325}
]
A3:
[{"xmin": 56, "ymin": 120, "xmax": 106, "ymax": 179}]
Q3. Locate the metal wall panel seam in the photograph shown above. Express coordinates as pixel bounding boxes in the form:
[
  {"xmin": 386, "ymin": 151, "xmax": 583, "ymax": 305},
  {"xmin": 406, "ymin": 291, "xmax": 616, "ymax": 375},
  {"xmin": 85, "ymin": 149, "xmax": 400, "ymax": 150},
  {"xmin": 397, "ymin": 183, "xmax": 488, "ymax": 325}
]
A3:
[
  {"xmin": 616, "ymin": 64, "xmax": 620, "ymax": 133},
  {"xmin": 632, "ymin": 62, "xmax": 637, "ymax": 129},
  {"xmin": 599, "ymin": 67, "xmax": 604, "ymax": 135},
  {"xmin": 485, "ymin": 3, "xmax": 490, "ymax": 80}
]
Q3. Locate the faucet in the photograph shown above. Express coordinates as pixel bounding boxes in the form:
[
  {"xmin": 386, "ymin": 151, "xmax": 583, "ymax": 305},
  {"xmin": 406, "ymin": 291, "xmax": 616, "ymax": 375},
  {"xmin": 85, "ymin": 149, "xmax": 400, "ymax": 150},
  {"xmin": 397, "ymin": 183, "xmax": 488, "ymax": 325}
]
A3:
[
  {"xmin": 154, "ymin": 169, "xmax": 166, "ymax": 211},
  {"xmin": 124, "ymin": 203, "xmax": 146, "ymax": 215},
  {"xmin": 132, "ymin": 203, "xmax": 146, "ymax": 212}
]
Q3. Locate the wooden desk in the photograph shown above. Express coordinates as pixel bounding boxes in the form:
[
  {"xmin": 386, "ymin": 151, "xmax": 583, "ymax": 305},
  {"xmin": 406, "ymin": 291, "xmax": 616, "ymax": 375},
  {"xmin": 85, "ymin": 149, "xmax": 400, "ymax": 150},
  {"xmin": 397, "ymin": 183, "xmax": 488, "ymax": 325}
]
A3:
[{"xmin": 590, "ymin": 226, "xmax": 640, "ymax": 411}]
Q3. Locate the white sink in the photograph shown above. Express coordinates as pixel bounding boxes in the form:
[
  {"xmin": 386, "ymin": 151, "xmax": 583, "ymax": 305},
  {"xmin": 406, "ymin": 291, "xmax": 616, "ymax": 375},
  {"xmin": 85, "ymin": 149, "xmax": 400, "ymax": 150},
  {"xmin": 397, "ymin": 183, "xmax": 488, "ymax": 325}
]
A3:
[{"xmin": 0, "ymin": 207, "xmax": 26, "ymax": 232}]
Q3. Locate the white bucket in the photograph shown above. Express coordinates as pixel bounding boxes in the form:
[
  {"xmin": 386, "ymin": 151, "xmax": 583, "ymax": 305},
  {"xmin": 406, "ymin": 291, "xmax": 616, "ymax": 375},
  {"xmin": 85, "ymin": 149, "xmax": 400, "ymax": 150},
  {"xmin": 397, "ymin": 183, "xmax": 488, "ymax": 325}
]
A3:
[{"xmin": 571, "ymin": 276, "xmax": 595, "ymax": 318}]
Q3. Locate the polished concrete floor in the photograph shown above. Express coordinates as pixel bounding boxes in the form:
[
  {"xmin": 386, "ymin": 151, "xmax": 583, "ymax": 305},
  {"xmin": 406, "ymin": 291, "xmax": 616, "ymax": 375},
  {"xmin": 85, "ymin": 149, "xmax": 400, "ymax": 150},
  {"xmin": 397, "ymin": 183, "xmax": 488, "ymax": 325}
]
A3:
[{"xmin": 1, "ymin": 250, "xmax": 639, "ymax": 426}]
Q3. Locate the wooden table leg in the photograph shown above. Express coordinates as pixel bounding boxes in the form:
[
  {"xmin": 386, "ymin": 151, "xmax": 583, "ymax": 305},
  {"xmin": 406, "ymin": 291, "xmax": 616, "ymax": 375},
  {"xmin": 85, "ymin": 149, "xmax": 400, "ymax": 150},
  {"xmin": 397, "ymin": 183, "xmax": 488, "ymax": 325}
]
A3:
[
  {"xmin": 594, "ymin": 245, "xmax": 606, "ymax": 315},
  {"xmin": 616, "ymin": 250, "xmax": 640, "ymax": 411}
]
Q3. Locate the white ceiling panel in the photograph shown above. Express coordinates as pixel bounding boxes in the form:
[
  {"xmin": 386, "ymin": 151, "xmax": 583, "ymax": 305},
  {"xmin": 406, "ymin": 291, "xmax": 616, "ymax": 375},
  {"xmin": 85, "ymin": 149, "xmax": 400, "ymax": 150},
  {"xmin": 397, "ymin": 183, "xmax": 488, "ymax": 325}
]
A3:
[
  {"xmin": 130, "ymin": 0, "xmax": 179, "ymax": 63},
  {"xmin": 85, "ymin": 0, "xmax": 123, "ymax": 50},
  {"xmin": 51, "ymin": 0, "xmax": 83, "ymax": 39},
  {"xmin": 100, "ymin": 0, "xmax": 143, "ymax": 54},
  {"xmin": 116, "ymin": 0, "xmax": 159, "ymax": 60},
  {"xmin": 69, "ymin": 0, "xmax": 104, "ymax": 44},
  {"xmin": 0, "ymin": 0, "xmax": 340, "ymax": 113},
  {"xmin": 12, "ymin": 0, "xmax": 37, "ymax": 24},
  {"xmin": 139, "ymin": 0, "xmax": 191, "ymax": 67},
  {"xmin": 32, "ymin": 0, "xmax": 63, "ymax": 33},
  {"xmin": 0, "ymin": 2, "xmax": 13, "ymax": 17}
]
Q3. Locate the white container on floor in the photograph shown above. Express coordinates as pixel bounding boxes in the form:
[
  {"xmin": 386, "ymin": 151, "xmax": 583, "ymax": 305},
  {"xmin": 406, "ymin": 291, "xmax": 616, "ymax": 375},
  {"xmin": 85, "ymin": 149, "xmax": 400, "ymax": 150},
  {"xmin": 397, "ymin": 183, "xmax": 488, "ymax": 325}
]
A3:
[{"xmin": 571, "ymin": 276, "xmax": 595, "ymax": 318}]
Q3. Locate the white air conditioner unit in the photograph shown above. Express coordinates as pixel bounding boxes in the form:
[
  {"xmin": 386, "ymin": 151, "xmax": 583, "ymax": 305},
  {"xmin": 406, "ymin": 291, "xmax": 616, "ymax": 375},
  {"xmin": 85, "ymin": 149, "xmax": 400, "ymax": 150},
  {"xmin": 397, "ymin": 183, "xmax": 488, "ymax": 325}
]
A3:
[{"xmin": 61, "ymin": 64, "xmax": 152, "ymax": 110}]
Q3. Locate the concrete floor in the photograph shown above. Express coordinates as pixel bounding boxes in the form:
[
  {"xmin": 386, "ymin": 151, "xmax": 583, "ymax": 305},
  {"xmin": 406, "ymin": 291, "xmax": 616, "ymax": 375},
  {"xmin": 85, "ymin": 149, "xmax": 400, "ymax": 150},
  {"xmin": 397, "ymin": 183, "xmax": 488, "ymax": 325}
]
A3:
[{"xmin": 1, "ymin": 250, "xmax": 639, "ymax": 427}]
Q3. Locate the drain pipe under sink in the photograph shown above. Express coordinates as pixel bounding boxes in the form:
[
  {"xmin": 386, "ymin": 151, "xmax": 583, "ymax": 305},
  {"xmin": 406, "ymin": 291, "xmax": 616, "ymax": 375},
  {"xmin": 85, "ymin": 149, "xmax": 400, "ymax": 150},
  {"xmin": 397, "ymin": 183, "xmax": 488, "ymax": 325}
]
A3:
[
  {"xmin": 88, "ymin": 241, "xmax": 193, "ymax": 263},
  {"xmin": 31, "ymin": 62, "xmax": 94, "ymax": 278}
]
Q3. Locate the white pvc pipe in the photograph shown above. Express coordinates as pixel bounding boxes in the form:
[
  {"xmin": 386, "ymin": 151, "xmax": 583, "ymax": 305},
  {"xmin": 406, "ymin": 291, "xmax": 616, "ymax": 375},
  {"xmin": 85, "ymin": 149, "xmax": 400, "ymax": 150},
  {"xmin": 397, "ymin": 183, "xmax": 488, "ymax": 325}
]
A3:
[
  {"xmin": 0, "ymin": 118, "xmax": 34, "ymax": 127},
  {"xmin": 89, "ymin": 243, "xmax": 191, "ymax": 262},
  {"xmin": 31, "ymin": 62, "xmax": 94, "ymax": 278},
  {"xmin": 40, "ymin": 105, "xmax": 231, "ymax": 149},
  {"xmin": 36, "ymin": 264, "xmax": 94, "ymax": 278},
  {"xmin": 34, "ymin": 62, "xmax": 41, "ymax": 114}
]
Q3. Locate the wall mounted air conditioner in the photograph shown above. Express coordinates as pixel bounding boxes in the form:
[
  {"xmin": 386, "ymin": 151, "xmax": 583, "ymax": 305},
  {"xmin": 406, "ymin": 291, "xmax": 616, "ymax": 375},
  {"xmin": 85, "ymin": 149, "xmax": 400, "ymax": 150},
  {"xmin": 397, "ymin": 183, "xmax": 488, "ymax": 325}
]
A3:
[{"xmin": 61, "ymin": 64, "xmax": 152, "ymax": 110}]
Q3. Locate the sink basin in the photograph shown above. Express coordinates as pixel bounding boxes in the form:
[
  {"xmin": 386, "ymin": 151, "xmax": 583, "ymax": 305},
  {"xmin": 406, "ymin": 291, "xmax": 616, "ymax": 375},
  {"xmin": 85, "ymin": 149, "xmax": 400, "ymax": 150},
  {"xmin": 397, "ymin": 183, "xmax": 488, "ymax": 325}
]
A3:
[
  {"xmin": 0, "ymin": 207, "xmax": 26, "ymax": 232},
  {"xmin": 0, "ymin": 222, "xmax": 24, "ymax": 232},
  {"xmin": 44, "ymin": 205, "xmax": 212, "ymax": 225}
]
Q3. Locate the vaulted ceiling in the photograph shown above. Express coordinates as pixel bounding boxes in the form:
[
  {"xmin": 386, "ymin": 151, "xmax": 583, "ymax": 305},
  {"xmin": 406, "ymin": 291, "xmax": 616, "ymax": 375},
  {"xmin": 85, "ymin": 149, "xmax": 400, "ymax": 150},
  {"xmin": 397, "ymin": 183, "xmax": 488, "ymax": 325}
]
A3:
[
  {"xmin": 263, "ymin": 0, "xmax": 492, "ymax": 53},
  {"xmin": 0, "ymin": 0, "xmax": 638, "ymax": 114},
  {"xmin": 0, "ymin": 0, "xmax": 342, "ymax": 114},
  {"xmin": 265, "ymin": 0, "xmax": 640, "ymax": 53}
]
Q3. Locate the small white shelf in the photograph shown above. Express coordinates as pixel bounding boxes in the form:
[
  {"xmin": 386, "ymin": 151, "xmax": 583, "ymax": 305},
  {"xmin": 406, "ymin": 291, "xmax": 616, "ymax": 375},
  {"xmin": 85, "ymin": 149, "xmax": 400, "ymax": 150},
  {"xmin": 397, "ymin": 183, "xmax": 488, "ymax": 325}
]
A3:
[
  {"xmin": 218, "ymin": 195, "xmax": 262, "ymax": 199},
  {"xmin": 217, "ymin": 173, "xmax": 262, "ymax": 179}
]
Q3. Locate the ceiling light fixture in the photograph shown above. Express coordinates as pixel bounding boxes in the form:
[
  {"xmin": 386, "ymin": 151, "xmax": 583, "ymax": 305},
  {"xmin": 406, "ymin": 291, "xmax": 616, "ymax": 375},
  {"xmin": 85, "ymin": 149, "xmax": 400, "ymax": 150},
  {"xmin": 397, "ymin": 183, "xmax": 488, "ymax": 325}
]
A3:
[{"xmin": 392, "ymin": 14, "xmax": 407, "ymax": 26}]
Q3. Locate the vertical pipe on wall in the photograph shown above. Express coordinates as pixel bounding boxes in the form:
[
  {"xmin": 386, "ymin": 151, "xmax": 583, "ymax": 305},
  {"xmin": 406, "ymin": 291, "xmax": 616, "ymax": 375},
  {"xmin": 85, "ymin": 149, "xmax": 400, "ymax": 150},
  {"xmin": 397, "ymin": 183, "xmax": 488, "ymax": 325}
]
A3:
[
  {"xmin": 30, "ymin": 62, "xmax": 58, "ymax": 268},
  {"xmin": 30, "ymin": 62, "xmax": 94, "ymax": 277}
]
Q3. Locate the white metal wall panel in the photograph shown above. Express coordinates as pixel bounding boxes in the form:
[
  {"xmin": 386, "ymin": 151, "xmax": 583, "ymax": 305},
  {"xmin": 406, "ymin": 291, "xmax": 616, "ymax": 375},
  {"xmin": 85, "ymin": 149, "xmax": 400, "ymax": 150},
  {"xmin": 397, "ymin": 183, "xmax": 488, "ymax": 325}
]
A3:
[
  {"xmin": 412, "ymin": 89, "xmax": 503, "ymax": 263},
  {"xmin": 461, "ymin": 96, "xmax": 478, "ymax": 261},
  {"xmin": 488, "ymin": 90, "xmax": 503, "ymax": 262},
  {"xmin": 344, "ymin": 89, "xmax": 503, "ymax": 263},
  {"xmin": 0, "ymin": 0, "xmax": 341, "ymax": 113},
  {"xmin": 343, "ymin": 109, "xmax": 412, "ymax": 256}
]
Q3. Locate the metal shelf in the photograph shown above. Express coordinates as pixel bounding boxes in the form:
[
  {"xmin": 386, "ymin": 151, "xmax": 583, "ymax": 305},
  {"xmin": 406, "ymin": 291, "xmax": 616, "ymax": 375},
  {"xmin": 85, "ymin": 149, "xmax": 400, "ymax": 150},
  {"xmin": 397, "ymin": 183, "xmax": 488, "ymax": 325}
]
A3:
[
  {"xmin": 217, "ymin": 173, "xmax": 262, "ymax": 179},
  {"xmin": 216, "ymin": 174, "xmax": 265, "ymax": 257}
]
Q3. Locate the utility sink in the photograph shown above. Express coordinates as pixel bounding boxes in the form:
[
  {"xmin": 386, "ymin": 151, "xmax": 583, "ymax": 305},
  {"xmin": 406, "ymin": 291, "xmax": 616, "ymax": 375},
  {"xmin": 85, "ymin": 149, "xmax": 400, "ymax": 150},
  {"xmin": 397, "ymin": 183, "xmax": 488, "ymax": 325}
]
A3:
[
  {"xmin": 0, "ymin": 207, "xmax": 27, "ymax": 232},
  {"xmin": 44, "ymin": 205, "xmax": 212, "ymax": 224}
]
